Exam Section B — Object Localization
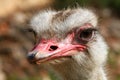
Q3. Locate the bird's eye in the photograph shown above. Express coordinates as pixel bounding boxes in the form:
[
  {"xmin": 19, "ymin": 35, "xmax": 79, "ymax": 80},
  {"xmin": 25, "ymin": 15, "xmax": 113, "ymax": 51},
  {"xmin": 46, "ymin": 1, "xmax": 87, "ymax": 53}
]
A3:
[
  {"xmin": 25, "ymin": 28, "xmax": 37, "ymax": 44},
  {"xmin": 77, "ymin": 28, "xmax": 96, "ymax": 44}
]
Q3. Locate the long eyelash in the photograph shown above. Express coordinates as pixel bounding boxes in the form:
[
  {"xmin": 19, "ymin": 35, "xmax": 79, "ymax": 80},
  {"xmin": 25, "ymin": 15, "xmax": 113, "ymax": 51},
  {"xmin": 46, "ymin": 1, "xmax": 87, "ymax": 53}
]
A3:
[{"xmin": 84, "ymin": 28, "xmax": 98, "ymax": 31}]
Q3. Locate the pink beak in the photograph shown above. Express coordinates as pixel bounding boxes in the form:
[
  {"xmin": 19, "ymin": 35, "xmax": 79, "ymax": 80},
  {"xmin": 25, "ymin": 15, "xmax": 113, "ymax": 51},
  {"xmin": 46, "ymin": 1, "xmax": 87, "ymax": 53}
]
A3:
[{"xmin": 27, "ymin": 34, "xmax": 86, "ymax": 64}]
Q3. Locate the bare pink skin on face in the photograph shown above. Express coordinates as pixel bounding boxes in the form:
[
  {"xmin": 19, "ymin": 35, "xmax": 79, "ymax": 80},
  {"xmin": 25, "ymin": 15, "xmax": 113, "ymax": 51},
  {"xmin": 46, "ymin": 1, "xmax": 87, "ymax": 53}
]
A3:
[
  {"xmin": 30, "ymin": 32, "xmax": 86, "ymax": 63},
  {"xmin": 30, "ymin": 23, "xmax": 94, "ymax": 63},
  {"xmin": 76, "ymin": 23, "xmax": 94, "ymax": 32}
]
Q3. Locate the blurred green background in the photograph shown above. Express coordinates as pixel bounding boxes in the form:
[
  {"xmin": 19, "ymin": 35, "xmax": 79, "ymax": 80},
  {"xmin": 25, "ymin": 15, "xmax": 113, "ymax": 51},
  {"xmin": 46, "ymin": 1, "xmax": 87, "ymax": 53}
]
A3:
[{"xmin": 0, "ymin": 0, "xmax": 120, "ymax": 80}]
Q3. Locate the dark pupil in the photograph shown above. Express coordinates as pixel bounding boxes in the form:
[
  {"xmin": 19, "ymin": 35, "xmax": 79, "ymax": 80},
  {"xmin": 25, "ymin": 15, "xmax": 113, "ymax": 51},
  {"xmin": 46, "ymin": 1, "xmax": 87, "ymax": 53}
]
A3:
[{"xmin": 79, "ymin": 29, "xmax": 93, "ymax": 41}]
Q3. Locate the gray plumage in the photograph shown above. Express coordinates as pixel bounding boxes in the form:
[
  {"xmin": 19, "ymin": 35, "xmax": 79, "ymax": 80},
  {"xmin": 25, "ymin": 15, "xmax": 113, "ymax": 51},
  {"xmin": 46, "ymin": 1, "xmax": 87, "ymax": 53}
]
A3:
[{"xmin": 29, "ymin": 8, "xmax": 108, "ymax": 80}]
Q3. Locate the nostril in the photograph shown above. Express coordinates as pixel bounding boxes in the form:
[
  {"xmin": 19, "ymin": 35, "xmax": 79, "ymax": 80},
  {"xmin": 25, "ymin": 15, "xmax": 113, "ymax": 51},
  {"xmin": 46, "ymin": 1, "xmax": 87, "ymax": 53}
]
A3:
[{"xmin": 49, "ymin": 45, "xmax": 58, "ymax": 51}]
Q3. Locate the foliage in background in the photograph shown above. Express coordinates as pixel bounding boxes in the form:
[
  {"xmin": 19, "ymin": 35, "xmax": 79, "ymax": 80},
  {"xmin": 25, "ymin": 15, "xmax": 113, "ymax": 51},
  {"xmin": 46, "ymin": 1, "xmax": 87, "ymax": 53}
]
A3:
[{"xmin": 54, "ymin": 0, "xmax": 120, "ymax": 17}]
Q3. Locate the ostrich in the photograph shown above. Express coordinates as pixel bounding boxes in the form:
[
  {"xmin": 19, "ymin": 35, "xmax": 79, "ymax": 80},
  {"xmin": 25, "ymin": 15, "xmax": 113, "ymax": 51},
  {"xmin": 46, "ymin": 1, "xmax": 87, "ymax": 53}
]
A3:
[{"xmin": 27, "ymin": 8, "xmax": 108, "ymax": 80}]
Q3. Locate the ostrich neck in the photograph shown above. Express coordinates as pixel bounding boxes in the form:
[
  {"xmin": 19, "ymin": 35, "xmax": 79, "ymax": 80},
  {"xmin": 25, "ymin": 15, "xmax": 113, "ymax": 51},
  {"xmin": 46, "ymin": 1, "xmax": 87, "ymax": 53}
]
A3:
[{"xmin": 52, "ymin": 59, "xmax": 107, "ymax": 80}]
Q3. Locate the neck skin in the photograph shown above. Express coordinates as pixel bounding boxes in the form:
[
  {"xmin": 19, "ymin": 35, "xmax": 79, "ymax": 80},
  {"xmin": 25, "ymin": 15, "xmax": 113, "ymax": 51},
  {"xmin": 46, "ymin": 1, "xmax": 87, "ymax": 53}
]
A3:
[{"xmin": 52, "ymin": 59, "xmax": 107, "ymax": 80}]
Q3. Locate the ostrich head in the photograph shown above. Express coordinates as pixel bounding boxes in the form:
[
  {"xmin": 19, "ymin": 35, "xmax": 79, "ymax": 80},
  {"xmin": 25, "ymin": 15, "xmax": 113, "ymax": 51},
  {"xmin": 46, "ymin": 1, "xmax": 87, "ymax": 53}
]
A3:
[{"xmin": 27, "ymin": 8, "xmax": 108, "ymax": 80}]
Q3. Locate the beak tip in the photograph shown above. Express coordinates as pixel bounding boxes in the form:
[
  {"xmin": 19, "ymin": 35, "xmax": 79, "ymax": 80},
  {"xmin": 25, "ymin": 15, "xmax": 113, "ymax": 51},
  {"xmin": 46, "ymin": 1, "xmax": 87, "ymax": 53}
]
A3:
[{"xmin": 27, "ymin": 53, "xmax": 36, "ymax": 61}]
